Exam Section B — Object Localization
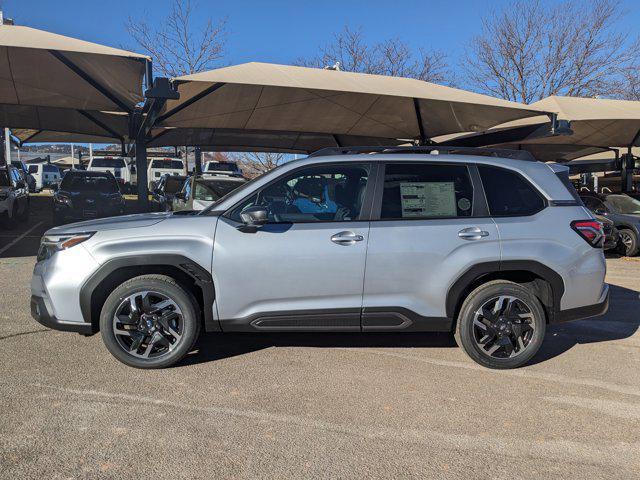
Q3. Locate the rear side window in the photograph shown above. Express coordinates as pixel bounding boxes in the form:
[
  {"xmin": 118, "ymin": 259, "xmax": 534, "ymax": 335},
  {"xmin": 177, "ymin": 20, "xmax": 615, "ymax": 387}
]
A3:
[
  {"xmin": 380, "ymin": 163, "xmax": 474, "ymax": 219},
  {"xmin": 478, "ymin": 165, "xmax": 545, "ymax": 216}
]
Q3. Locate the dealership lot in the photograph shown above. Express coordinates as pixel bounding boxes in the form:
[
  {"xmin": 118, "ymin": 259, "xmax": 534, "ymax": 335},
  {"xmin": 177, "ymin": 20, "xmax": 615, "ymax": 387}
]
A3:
[{"xmin": 0, "ymin": 209, "xmax": 639, "ymax": 479}]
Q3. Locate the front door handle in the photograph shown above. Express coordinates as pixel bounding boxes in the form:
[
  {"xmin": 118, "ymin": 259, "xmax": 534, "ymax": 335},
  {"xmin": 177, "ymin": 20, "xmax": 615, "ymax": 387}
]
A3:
[
  {"xmin": 458, "ymin": 227, "xmax": 490, "ymax": 240},
  {"xmin": 331, "ymin": 231, "xmax": 364, "ymax": 246}
]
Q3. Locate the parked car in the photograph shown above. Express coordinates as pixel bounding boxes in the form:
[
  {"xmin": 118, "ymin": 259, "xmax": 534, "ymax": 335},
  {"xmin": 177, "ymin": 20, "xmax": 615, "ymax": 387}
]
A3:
[
  {"xmin": 203, "ymin": 161, "xmax": 243, "ymax": 176},
  {"xmin": 150, "ymin": 174, "xmax": 187, "ymax": 211},
  {"xmin": 594, "ymin": 214, "xmax": 619, "ymax": 251},
  {"xmin": 11, "ymin": 160, "xmax": 37, "ymax": 192},
  {"xmin": 52, "ymin": 170, "xmax": 125, "ymax": 225},
  {"xmin": 0, "ymin": 166, "xmax": 30, "ymax": 226},
  {"xmin": 580, "ymin": 192, "xmax": 640, "ymax": 256},
  {"xmin": 27, "ymin": 163, "xmax": 61, "ymax": 191},
  {"xmin": 31, "ymin": 148, "xmax": 608, "ymax": 370},
  {"xmin": 147, "ymin": 158, "xmax": 185, "ymax": 189},
  {"xmin": 87, "ymin": 156, "xmax": 136, "ymax": 192},
  {"xmin": 172, "ymin": 175, "xmax": 246, "ymax": 212}
]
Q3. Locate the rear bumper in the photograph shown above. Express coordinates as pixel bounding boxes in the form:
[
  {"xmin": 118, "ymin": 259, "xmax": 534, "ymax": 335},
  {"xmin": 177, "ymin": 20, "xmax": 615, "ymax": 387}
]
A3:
[
  {"xmin": 30, "ymin": 295, "xmax": 95, "ymax": 335},
  {"xmin": 554, "ymin": 284, "xmax": 609, "ymax": 323}
]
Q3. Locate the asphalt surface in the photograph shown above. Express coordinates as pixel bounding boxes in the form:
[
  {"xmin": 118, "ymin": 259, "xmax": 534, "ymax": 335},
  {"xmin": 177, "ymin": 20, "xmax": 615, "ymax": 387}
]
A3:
[{"xmin": 1, "ymin": 201, "xmax": 639, "ymax": 479}]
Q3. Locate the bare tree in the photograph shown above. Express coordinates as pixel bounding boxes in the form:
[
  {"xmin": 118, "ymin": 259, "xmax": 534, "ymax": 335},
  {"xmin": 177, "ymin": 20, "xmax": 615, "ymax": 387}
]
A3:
[
  {"xmin": 126, "ymin": 0, "xmax": 227, "ymax": 77},
  {"xmin": 234, "ymin": 151, "xmax": 288, "ymax": 178},
  {"xmin": 297, "ymin": 26, "xmax": 451, "ymax": 84},
  {"xmin": 620, "ymin": 66, "xmax": 640, "ymax": 100},
  {"xmin": 464, "ymin": 0, "xmax": 640, "ymax": 103}
]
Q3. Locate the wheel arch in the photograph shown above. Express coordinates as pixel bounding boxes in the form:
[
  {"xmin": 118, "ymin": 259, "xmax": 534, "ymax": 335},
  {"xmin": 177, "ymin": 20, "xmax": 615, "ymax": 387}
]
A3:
[
  {"xmin": 446, "ymin": 261, "xmax": 564, "ymax": 325},
  {"xmin": 80, "ymin": 254, "xmax": 217, "ymax": 333}
]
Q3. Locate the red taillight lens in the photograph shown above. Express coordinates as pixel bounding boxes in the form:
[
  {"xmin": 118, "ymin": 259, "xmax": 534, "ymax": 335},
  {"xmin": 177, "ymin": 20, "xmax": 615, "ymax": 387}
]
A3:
[{"xmin": 571, "ymin": 220, "xmax": 604, "ymax": 248}]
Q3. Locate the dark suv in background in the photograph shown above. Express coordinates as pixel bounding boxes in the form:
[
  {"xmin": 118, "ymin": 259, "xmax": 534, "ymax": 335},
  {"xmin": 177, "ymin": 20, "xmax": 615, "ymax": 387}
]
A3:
[{"xmin": 53, "ymin": 170, "xmax": 125, "ymax": 224}]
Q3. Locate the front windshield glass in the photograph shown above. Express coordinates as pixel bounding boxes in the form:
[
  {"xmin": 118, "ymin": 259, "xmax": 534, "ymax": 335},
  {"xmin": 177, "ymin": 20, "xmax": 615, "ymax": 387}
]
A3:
[
  {"xmin": 607, "ymin": 194, "xmax": 640, "ymax": 214},
  {"xmin": 61, "ymin": 174, "xmax": 119, "ymax": 194}
]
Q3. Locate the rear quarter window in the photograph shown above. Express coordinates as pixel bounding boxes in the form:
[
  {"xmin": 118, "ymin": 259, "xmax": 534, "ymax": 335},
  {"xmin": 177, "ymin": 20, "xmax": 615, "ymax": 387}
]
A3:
[{"xmin": 478, "ymin": 165, "xmax": 545, "ymax": 217}]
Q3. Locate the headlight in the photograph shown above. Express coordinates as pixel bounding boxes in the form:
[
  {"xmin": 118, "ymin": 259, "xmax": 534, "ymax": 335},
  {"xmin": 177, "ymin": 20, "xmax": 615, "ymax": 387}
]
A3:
[
  {"xmin": 54, "ymin": 194, "xmax": 71, "ymax": 206},
  {"xmin": 37, "ymin": 232, "xmax": 95, "ymax": 261}
]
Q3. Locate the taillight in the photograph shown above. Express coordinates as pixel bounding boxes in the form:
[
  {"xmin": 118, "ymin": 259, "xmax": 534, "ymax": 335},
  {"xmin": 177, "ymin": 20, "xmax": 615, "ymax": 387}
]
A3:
[{"xmin": 571, "ymin": 220, "xmax": 604, "ymax": 248}]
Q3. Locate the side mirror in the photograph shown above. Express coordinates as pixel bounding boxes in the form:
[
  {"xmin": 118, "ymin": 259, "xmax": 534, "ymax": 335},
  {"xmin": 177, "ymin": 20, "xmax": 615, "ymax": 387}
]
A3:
[{"xmin": 240, "ymin": 206, "xmax": 268, "ymax": 226}]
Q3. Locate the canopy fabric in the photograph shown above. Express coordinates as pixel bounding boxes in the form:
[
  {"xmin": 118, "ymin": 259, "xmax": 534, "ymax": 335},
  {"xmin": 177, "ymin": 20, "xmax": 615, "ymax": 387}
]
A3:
[
  {"xmin": 2, "ymin": 105, "xmax": 128, "ymax": 143},
  {"xmin": 442, "ymin": 96, "xmax": 640, "ymax": 162},
  {"xmin": 157, "ymin": 62, "xmax": 545, "ymax": 144},
  {"xmin": 0, "ymin": 25, "xmax": 148, "ymax": 112},
  {"xmin": 147, "ymin": 127, "xmax": 405, "ymax": 153}
]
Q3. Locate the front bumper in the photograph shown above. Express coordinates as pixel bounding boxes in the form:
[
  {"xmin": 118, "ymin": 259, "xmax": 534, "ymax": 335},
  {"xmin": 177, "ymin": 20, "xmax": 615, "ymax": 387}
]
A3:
[
  {"xmin": 31, "ymin": 295, "xmax": 94, "ymax": 334},
  {"xmin": 554, "ymin": 284, "xmax": 610, "ymax": 323}
]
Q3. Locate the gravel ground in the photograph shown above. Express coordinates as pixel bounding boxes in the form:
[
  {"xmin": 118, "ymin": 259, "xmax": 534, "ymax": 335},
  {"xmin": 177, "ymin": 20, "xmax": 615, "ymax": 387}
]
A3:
[{"xmin": 1, "ymin": 208, "xmax": 639, "ymax": 479}]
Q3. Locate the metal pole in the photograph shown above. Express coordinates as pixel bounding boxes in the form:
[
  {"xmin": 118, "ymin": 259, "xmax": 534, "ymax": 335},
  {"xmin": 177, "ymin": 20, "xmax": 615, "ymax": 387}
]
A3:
[
  {"xmin": 89, "ymin": 143, "xmax": 94, "ymax": 161},
  {"xmin": 194, "ymin": 146, "xmax": 202, "ymax": 175},
  {"xmin": 3, "ymin": 128, "xmax": 10, "ymax": 166},
  {"xmin": 621, "ymin": 148, "xmax": 634, "ymax": 193},
  {"xmin": 136, "ymin": 134, "xmax": 149, "ymax": 211},
  {"xmin": 70, "ymin": 143, "xmax": 75, "ymax": 169}
]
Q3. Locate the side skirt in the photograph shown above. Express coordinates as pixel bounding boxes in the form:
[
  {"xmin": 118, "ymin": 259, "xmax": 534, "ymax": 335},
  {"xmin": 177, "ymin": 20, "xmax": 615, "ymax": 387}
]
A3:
[{"xmin": 220, "ymin": 308, "xmax": 452, "ymax": 333}]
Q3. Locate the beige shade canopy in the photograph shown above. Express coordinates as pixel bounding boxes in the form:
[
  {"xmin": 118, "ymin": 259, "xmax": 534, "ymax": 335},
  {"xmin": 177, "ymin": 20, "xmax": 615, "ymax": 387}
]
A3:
[
  {"xmin": 147, "ymin": 127, "xmax": 405, "ymax": 153},
  {"xmin": 156, "ymin": 62, "xmax": 546, "ymax": 147},
  {"xmin": 0, "ymin": 24, "xmax": 148, "ymax": 112},
  {"xmin": 2, "ymin": 104, "xmax": 129, "ymax": 144},
  {"xmin": 443, "ymin": 96, "xmax": 640, "ymax": 162}
]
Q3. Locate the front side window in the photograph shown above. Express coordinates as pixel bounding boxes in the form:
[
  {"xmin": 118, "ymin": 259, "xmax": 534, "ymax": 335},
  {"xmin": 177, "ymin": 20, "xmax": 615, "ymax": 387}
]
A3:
[
  {"xmin": 28, "ymin": 165, "xmax": 38, "ymax": 174},
  {"xmin": 479, "ymin": 165, "xmax": 545, "ymax": 216},
  {"xmin": 229, "ymin": 164, "xmax": 370, "ymax": 223},
  {"xmin": 380, "ymin": 163, "xmax": 474, "ymax": 219},
  {"xmin": 606, "ymin": 194, "xmax": 640, "ymax": 214}
]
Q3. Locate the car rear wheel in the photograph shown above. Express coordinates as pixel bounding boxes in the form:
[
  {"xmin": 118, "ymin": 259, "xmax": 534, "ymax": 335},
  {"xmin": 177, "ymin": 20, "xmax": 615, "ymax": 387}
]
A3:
[
  {"xmin": 455, "ymin": 280, "xmax": 546, "ymax": 369},
  {"xmin": 618, "ymin": 229, "xmax": 638, "ymax": 256},
  {"xmin": 100, "ymin": 274, "xmax": 201, "ymax": 369}
]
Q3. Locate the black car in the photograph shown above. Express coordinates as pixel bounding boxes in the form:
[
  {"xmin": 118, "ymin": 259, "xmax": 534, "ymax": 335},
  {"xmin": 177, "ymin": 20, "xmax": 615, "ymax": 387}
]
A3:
[
  {"xmin": 53, "ymin": 171, "xmax": 125, "ymax": 225},
  {"xmin": 580, "ymin": 192, "xmax": 640, "ymax": 256},
  {"xmin": 150, "ymin": 174, "xmax": 187, "ymax": 211}
]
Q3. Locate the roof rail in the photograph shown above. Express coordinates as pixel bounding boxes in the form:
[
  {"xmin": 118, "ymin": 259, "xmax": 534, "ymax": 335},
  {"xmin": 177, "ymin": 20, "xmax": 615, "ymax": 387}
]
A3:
[{"xmin": 308, "ymin": 145, "xmax": 537, "ymax": 162}]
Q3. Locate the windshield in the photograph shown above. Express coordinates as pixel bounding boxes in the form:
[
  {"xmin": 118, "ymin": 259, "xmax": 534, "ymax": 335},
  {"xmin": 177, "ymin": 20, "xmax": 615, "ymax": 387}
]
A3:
[
  {"xmin": 607, "ymin": 194, "xmax": 640, "ymax": 214},
  {"xmin": 206, "ymin": 162, "xmax": 238, "ymax": 172},
  {"xmin": 194, "ymin": 179, "xmax": 246, "ymax": 201},
  {"xmin": 91, "ymin": 158, "xmax": 126, "ymax": 168},
  {"xmin": 151, "ymin": 159, "xmax": 183, "ymax": 169},
  {"xmin": 61, "ymin": 174, "xmax": 119, "ymax": 194}
]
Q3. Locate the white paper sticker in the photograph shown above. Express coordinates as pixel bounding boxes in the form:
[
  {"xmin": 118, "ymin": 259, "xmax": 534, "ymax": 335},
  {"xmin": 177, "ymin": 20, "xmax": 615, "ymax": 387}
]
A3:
[{"xmin": 400, "ymin": 182, "xmax": 457, "ymax": 217}]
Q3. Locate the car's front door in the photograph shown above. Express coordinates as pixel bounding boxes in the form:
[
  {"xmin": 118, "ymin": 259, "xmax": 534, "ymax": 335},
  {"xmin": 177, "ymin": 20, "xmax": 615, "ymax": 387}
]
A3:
[
  {"xmin": 212, "ymin": 162, "xmax": 373, "ymax": 331},
  {"xmin": 362, "ymin": 162, "xmax": 501, "ymax": 331}
]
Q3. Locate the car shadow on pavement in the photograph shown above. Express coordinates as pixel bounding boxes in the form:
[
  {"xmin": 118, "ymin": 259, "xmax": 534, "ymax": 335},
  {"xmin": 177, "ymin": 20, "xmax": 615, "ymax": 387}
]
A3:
[
  {"xmin": 529, "ymin": 284, "xmax": 640, "ymax": 366},
  {"xmin": 181, "ymin": 331, "xmax": 457, "ymax": 366},
  {"xmin": 182, "ymin": 284, "xmax": 639, "ymax": 368}
]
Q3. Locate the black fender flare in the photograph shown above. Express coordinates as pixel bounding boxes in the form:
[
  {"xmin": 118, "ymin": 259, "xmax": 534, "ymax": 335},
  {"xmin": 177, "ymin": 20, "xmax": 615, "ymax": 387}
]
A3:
[
  {"xmin": 445, "ymin": 260, "xmax": 565, "ymax": 320},
  {"xmin": 79, "ymin": 254, "xmax": 217, "ymax": 332}
]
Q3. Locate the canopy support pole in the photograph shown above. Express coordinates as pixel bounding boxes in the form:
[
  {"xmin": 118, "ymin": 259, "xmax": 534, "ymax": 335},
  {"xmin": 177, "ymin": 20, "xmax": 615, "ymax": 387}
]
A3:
[
  {"xmin": 194, "ymin": 146, "xmax": 202, "ymax": 175},
  {"xmin": 621, "ymin": 148, "xmax": 633, "ymax": 193},
  {"xmin": 135, "ymin": 128, "xmax": 148, "ymax": 211}
]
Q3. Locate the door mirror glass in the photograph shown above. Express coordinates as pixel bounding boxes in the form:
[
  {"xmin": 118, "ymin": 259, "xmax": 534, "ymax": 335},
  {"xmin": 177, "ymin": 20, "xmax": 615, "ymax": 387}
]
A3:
[{"xmin": 240, "ymin": 205, "xmax": 268, "ymax": 226}]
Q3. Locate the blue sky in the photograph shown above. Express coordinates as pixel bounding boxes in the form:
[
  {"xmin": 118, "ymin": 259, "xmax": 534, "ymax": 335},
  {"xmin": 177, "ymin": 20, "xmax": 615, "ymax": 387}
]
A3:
[{"xmin": 4, "ymin": 0, "xmax": 640, "ymax": 71}]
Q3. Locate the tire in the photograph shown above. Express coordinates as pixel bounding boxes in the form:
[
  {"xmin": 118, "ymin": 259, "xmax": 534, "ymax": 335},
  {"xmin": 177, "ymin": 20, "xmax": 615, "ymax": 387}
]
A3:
[
  {"xmin": 99, "ymin": 274, "xmax": 201, "ymax": 369},
  {"xmin": 454, "ymin": 280, "xmax": 546, "ymax": 369},
  {"xmin": 617, "ymin": 228, "xmax": 638, "ymax": 257}
]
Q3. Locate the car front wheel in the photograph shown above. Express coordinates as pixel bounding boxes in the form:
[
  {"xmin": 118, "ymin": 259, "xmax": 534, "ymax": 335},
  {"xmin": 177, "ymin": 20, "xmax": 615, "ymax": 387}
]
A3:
[
  {"xmin": 455, "ymin": 280, "xmax": 546, "ymax": 369},
  {"xmin": 99, "ymin": 274, "xmax": 201, "ymax": 368}
]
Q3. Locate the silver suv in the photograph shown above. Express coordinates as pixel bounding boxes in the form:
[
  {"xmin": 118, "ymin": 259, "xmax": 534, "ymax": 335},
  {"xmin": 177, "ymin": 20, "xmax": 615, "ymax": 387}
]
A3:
[{"xmin": 30, "ymin": 148, "xmax": 609, "ymax": 369}]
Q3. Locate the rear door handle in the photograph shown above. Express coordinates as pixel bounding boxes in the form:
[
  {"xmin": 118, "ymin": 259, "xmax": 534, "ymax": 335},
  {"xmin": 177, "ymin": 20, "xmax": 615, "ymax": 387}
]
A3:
[
  {"xmin": 331, "ymin": 231, "xmax": 364, "ymax": 246},
  {"xmin": 458, "ymin": 227, "xmax": 490, "ymax": 240}
]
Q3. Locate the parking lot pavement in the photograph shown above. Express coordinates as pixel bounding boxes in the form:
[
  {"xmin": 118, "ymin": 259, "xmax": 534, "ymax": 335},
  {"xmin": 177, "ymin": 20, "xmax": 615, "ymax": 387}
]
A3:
[{"xmin": 1, "ymin": 250, "xmax": 639, "ymax": 478}]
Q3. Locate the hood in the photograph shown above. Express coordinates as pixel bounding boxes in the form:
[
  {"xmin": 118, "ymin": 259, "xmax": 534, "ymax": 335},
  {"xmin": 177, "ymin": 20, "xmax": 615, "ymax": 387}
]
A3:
[{"xmin": 46, "ymin": 212, "xmax": 172, "ymax": 234}]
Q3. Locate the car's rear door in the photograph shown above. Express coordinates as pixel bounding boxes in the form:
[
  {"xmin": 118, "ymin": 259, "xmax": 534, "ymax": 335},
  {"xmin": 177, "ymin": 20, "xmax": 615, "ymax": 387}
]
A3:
[
  {"xmin": 212, "ymin": 162, "xmax": 375, "ymax": 330},
  {"xmin": 362, "ymin": 161, "xmax": 500, "ymax": 331}
]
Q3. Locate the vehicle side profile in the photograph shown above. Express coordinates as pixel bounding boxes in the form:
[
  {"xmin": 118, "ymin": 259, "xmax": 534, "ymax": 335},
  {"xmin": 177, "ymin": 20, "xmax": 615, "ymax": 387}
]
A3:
[
  {"xmin": 27, "ymin": 163, "xmax": 61, "ymax": 191},
  {"xmin": 1, "ymin": 165, "xmax": 30, "ymax": 227},
  {"xmin": 580, "ymin": 192, "xmax": 640, "ymax": 256},
  {"xmin": 31, "ymin": 148, "xmax": 609, "ymax": 369}
]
